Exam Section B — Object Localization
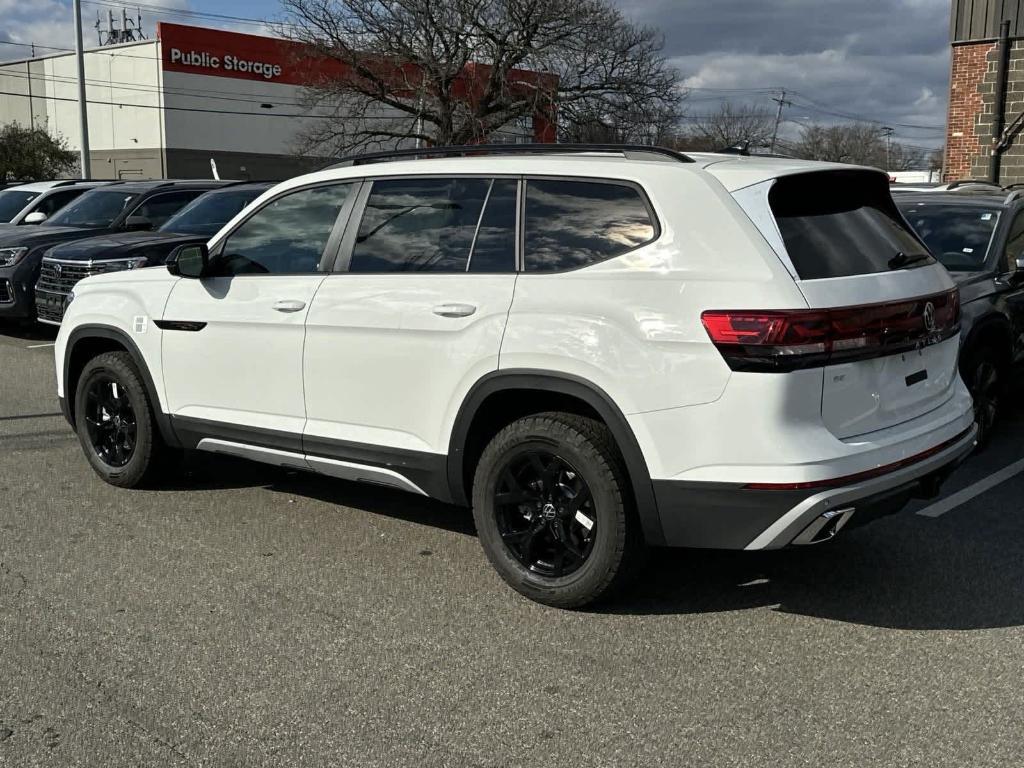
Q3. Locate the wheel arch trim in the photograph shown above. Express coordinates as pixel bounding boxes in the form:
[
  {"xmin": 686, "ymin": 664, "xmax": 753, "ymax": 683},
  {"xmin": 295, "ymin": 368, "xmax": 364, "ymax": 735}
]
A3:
[
  {"xmin": 447, "ymin": 369, "xmax": 665, "ymax": 546},
  {"xmin": 63, "ymin": 324, "xmax": 181, "ymax": 448}
]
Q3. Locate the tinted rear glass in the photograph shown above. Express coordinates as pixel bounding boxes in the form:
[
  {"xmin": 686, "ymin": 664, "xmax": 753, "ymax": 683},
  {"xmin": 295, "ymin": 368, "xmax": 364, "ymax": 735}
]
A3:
[
  {"xmin": 525, "ymin": 180, "xmax": 656, "ymax": 272},
  {"xmin": 769, "ymin": 171, "xmax": 931, "ymax": 280},
  {"xmin": 896, "ymin": 201, "xmax": 999, "ymax": 272},
  {"xmin": 0, "ymin": 190, "xmax": 39, "ymax": 221}
]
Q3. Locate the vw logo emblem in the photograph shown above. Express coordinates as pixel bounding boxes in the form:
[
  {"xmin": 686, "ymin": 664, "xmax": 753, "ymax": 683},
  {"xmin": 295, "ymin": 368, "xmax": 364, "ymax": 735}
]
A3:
[
  {"xmin": 923, "ymin": 302, "xmax": 936, "ymax": 332},
  {"xmin": 53, "ymin": 263, "xmax": 62, "ymax": 276}
]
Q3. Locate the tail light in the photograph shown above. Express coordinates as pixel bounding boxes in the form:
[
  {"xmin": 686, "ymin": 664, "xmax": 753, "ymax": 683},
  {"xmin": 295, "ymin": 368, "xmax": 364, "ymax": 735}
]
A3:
[{"xmin": 701, "ymin": 289, "xmax": 960, "ymax": 373}]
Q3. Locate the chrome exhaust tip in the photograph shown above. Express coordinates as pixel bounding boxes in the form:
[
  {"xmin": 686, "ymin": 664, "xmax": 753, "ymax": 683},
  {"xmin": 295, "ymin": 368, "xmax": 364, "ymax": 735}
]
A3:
[{"xmin": 792, "ymin": 507, "xmax": 855, "ymax": 546}]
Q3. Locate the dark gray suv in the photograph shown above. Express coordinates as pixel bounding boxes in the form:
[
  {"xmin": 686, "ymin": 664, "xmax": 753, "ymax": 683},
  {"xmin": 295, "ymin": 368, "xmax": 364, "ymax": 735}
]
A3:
[{"xmin": 896, "ymin": 188, "xmax": 1024, "ymax": 445}]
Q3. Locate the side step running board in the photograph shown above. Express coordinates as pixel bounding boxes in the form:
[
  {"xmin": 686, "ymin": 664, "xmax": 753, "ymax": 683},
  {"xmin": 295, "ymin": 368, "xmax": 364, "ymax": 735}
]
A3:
[{"xmin": 196, "ymin": 438, "xmax": 428, "ymax": 496}]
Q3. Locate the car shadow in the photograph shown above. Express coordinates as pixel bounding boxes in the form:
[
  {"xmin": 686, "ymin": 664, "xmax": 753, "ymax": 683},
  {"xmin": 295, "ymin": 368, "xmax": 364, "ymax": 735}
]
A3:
[
  {"xmin": 161, "ymin": 427, "xmax": 1024, "ymax": 632},
  {"xmin": 0, "ymin": 321, "xmax": 58, "ymax": 342},
  {"xmin": 171, "ymin": 452, "xmax": 476, "ymax": 537}
]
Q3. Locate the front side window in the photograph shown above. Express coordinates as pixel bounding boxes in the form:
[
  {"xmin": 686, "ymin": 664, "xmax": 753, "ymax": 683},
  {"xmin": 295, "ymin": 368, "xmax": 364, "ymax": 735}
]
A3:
[
  {"xmin": 160, "ymin": 188, "xmax": 268, "ymax": 236},
  {"xmin": 897, "ymin": 201, "xmax": 1000, "ymax": 273},
  {"xmin": 524, "ymin": 179, "xmax": 657, "ymax": 272},
  {"xmin": 349, "ymin": 177, "xmax": 516, "ymax": 273},
  {"xmin": 46, "ymin": 190, "xmax": 138, "ymax": 229},
  {"xmin": 131, "ymin": 191, "xmax": 206, "ymax": 229},
  {"xmin": 0, "ymin": 190, "xmax": 40, "ymax": 221},
  {"xmin": 34, "ymin": 189, "xmax": 85, "ymax": 217},
  {"xmin": 209, "ymin": 184, "xmax": 353, "ymax": 276}
]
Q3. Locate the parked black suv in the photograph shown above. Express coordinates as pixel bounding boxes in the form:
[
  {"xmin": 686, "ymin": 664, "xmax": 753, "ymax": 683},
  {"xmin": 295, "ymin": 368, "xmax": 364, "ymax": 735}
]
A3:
[
  {"xmin": 896, "ymin": 188, "xmax": 1024, "ymax": 445},
  {"xmin": 0, "ymin": 180, "xmax": 229, "ymax": 321},
  {"xmin": 35, "ymin": 182, "xmax": 273, "ymax": 325}
]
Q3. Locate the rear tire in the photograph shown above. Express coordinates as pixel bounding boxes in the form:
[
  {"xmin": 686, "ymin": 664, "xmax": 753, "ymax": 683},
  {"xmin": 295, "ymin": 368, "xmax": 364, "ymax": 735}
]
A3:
[
  {"xmin": 962, "ymin": 344, "xmax": 1005, "ymax": 450},
  {"xmin": 471, "ymin": 412, "xmax": 643, "ymax": 609},
  {"xmin": 74, "ymin": 351, "xmax": 165, "ymax": 488}
]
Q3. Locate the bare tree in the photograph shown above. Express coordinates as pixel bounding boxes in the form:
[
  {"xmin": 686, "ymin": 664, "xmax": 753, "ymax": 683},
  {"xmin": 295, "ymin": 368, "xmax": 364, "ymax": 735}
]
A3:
[
  {"xmin": 278, "ymin": 0, "xmax": 684, "ymax": 155},
  {"xmin": 792, "ymin": 123, "xmax": 885, "ymax": 166},
  {"xmin": 682, "ymin": 103, "xmax": 775, "ymax": 151},
  {"xmin": 791, "ymin": 123, "xmax": 933, "ymax": 170}
]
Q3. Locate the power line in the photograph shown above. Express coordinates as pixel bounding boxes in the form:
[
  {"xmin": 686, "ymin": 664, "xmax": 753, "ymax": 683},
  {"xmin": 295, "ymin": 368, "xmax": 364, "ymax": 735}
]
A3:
[{"xmin": 81, "ymin": 0, "xmax": 280, "ymax": 29}]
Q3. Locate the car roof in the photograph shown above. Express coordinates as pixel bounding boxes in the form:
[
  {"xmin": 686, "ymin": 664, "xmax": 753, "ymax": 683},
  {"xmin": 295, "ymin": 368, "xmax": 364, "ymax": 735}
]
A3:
[
  {"xmin": 267, "ymin": 151, "xmax": 876, "ymax": 197},
  {"xmin": 202, "ymin": 181, "xmax": 276, "ymax": 193},
  {"xmin": 107, "ymin": 180, "xmax": 236, "ymax": 194},
  {"xmin": 894, "ymin": 190, "xmax": 1013, "ymax": 207},
  {"xmin": 2, "ymin": 180, "xmax": 75, "ymax": 193}
]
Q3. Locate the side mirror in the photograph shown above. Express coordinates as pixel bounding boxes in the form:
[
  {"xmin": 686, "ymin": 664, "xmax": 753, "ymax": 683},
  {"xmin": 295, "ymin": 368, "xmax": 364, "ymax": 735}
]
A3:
[
  {"xmin": 124, "ymin": 215, "xmax": 153, "ymax": 231},
  {"xmin": 22, "ymin": 211, "xmax": 47, "ymax": 225},
  {"xmin": 167, "ymin": 243, "xmax": 209, "ymax": 279}
]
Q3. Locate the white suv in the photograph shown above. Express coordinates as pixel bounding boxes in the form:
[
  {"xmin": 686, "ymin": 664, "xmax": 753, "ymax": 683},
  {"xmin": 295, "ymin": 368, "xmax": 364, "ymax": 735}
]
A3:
[{"xmin": 54, "ymin": 145, "xmax": 976, "ymax": 607}]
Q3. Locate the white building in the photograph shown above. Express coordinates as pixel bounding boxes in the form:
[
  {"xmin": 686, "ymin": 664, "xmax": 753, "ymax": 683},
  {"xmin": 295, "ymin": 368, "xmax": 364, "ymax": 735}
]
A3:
[{"xmin": 0, "ymin": 23, "xmax": 547, "ymax": 180}]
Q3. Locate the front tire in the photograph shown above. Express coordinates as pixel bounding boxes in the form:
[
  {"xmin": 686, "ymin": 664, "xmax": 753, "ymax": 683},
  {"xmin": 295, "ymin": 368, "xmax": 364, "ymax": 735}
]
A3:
[
  {"xmin": 74, "ymin": 351, "xmax": 164, "ymax": 488},
  {"xmin": 472, "ymin": 412, "xmax": 642, "ymax": 609}
]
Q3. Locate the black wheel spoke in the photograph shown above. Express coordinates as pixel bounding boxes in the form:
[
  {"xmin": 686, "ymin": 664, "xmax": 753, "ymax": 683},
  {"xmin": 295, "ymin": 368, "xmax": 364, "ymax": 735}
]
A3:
[
  {"xmin": 83, "ymin": 375, "xmax": 137, "ymax": 468},
  {"xmin": 493, "ymin": 450, "xmax": 597, "ymax": 578}
]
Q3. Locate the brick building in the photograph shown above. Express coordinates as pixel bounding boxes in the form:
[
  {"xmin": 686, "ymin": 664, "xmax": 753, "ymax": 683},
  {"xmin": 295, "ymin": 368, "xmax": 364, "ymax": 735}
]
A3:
[{"xmin": 947, "ymin": 1, "xmax": 1024, "ymax": 183}]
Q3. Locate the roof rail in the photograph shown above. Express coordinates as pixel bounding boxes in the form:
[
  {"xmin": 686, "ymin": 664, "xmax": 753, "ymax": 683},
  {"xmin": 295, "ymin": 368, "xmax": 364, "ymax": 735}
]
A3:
[
  {"xmin": 325, "ymin": 143, "xmax": 695, "ymax": 170},
  {"xmin": 1005, "ymin": 189, "xmax": 1024, "ymax": 205},
  {"xmin": 947, "ymin": 178, "xmax": 1002, "ymax": 190}
]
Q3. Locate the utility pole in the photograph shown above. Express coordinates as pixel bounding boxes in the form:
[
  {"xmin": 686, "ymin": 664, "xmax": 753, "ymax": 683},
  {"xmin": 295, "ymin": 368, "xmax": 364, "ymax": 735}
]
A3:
[
  {"xmin": 880, "ymin": 126, "xmax": 894, "ymax": 170},
  {"xmin": 73, "ymin": 0, "xmax": 91, "ymax": 178},
  {"xmin": 770, "ymin": 89, "xmax": 793, "ymax": 154}
]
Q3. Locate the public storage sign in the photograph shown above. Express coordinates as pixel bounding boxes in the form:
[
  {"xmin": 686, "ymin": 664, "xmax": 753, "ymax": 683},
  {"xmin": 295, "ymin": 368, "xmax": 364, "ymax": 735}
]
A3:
[{"xmin": 158, "ymin": 22, "xmax": 337, "ymax": 85}]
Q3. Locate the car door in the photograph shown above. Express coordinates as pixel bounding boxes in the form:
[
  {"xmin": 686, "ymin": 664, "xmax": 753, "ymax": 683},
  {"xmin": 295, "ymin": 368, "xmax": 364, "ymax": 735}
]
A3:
[
  {"xmin": 124, "ymin": 190, "xmax": 207, "ymax": 231},
  {"xmin": 999, "ymin": 207, "xmax": 1024, "ymax": 363},
  {"xmin": 302, "ymin": 175, "xmax": 519, "ymax": 488},
  {"xmin": 161, "ymin": 182, "xmax": 357, "ymax": 444}
]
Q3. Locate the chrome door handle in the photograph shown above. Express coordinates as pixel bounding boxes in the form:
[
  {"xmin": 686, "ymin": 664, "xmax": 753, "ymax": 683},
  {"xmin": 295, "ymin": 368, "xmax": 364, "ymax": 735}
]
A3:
[
  {"xmin": 433, "ymin": 303, "xmax": 477, "ymax": 318},
  {"xmin": 273, "ymin": 299, "xmax": 307, "ymax": 313}
]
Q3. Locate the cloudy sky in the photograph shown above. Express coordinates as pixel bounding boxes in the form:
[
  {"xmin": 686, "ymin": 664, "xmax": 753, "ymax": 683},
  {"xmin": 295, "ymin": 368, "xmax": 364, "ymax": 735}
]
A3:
[{"xmin": 0, "ymin": 0, "xmax": 951, "ymax": 149}]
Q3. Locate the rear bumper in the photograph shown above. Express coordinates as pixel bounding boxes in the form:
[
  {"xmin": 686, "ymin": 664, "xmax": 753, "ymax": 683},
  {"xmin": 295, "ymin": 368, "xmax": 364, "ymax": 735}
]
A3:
[{"xmin": 653, "ymin": 423, "xmax": 977, "ymax": 550}]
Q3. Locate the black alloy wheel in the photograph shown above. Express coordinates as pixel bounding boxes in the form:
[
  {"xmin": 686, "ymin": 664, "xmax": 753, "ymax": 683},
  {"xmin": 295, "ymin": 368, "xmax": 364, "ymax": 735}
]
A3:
[
  {"xmin": 494, "ymin": 450, "xmax": 597, "ymax": 578},
  {"xmin": 968, "ymin": 353, "xmax": 1001, "ymax": 449},
  {"xmin": 83, "ymin": 375, "xmax": 138, "ymax": 467},
  {"xmin": 74, "ymin": 350, "xmax": 169, "ymax": 488}
]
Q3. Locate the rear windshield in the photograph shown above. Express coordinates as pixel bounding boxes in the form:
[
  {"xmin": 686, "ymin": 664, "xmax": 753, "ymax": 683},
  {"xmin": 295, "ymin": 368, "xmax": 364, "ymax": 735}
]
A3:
[
  {"xmin": 896, "ymin": 201, "xmax": 999, "ymax": 272},
  {"xmin": 769, "ymin": 171, "xmax": 932, "ymax": 280},
  {"xmin": 0, "ymin": 190, "xmax": 39, "ymax": 222}
]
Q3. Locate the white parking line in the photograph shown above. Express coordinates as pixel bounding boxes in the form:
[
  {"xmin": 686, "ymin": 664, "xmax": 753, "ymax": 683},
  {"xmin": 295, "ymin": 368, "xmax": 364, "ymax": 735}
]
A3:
[
  {"xmin": 26, "ymin": 343, "xmax": 55, "ymax": 349},
  {"xmin": 917, "ymin": 458, "xmax": 1024, "ymax": 518}
]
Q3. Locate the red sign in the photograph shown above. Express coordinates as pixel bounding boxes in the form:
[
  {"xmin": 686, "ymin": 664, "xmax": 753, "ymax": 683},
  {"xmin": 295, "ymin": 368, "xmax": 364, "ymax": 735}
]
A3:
[
  {"xmin": 159, "ymin": 23, "xmax": 338, "ymax": 86},
  {"xmin": 157, "ymin": 22, "xmax": 556, "ymax": 141}
]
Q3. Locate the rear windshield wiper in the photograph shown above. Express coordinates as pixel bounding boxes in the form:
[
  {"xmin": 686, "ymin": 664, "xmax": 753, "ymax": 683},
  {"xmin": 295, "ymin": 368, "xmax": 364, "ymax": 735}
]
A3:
[{"xmin": 888, "ymin": 251, "xmax": 931, "ymax": 270}]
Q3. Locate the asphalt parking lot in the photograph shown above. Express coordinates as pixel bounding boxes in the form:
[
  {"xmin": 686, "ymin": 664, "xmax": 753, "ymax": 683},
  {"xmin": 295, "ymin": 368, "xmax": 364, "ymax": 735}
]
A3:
[{"xmin": 2, "ymin": 326, "xmax": 1024, "ymax": 767}]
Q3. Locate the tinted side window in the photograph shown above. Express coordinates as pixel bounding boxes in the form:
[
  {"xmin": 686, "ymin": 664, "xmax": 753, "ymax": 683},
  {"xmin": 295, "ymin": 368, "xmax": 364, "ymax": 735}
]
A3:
[
  {"xmin": 36, "ymin": 189, "xmax": 84, "ymax": 217},
  {"xmin": 350, "ymin": 177, "xmax": 496, "ymax": 273},
  {"xmin": 469, "ymin": 179, "xmax": 517, "ymax": 273},
  {"xmin": 211, "ymin": 184, "xmax": 352, "ymax": 276},
  {"xmin": 133, "ymin": 191, "xmax": 205, "ymax": 228},
  {"xmin": 524, "ymin": 180, "xmax": 656, "ymax": 272},
  {"xmin": 1004, "ymin": 211, "xmax": 1024, "ymax": 268}
]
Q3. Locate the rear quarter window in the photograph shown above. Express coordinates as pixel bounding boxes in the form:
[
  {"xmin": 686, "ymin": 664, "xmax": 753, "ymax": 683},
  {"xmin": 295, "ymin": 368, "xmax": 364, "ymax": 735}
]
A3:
[
  {"xmin": 769, "ymin": 170, "xmax": 932, "ymax": 280},
  {"xmin": 524, "ymin": 179, "xmax": 657, "ymax": 272}
]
